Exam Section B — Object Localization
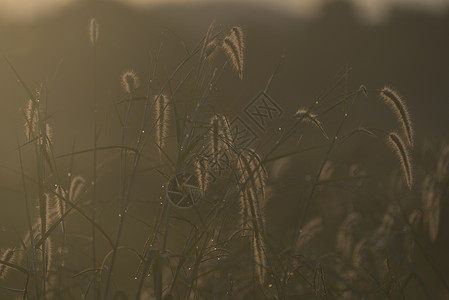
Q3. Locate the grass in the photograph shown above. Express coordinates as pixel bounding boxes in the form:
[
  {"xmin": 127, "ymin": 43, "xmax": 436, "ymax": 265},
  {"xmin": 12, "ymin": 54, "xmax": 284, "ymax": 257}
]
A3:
[{"xmin": 0, "ymin": 19, "xmax": 448, "ymax": 300}]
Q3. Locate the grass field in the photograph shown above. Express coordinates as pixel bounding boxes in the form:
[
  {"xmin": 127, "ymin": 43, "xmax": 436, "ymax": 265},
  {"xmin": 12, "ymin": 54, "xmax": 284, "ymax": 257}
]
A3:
[{"xmin": 0, "ymin": 5, "xmax": 449, "ymax": 299}]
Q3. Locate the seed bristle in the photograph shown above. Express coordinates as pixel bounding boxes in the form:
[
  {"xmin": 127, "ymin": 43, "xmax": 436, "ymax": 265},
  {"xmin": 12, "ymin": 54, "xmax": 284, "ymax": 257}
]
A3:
[
  {"xmin": 121, "ymin": 70, "xmax": 139, "ymax": 94},
  {"xmin": 89, "ymin": 18, "xmax": 99, "ymax": 45}
]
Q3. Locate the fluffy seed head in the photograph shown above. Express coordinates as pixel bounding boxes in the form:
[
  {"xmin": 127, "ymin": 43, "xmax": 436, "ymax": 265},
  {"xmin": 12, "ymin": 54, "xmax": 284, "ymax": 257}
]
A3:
[
  {"xmin": 208, "ymin": 114, "xmax": 233, "ymax": 160},
  {"xmin": 388, "ymin": 132, "xmax": 413, "ymax": 189},
  {"xmin": 0, "ymin": 248, "xmax": 15, "ymax": 279},
  {"xmin": 69, "ymin": 176, "xmax": 85, "ymax": 203},
  {"xmin": 294, "ymin": 108, "xmax": 328, "ymax": 139},
  {"xmin": 193, "ymin": 155, "xmax": 209, "ymax": 195},
  {"xmin": 352, "ymin": 238, "xmax": 369, "ymax": 268},
  {"xmin": 318, "ymin": 161, "xmax": 334, "ymax": 181},
  {"xmin": 380, "ymin": 87, "xmax": 414, "ymax": 147},
  {"xmin": 375, "ymin": 204, "xmax": 396, "ymax": 237},
  {"xmin": 43, "ymin": 123, "xmax": 53, "ymax": 148},
  {"xmin": 20, "ymin": 219, "xmax": 53, "ymax": 274},
  {"xmin": 252, "ymin": 230, "xmax": 266, "ymax": 285},
  {"xmin": 154, "ymin": 94, "xmax": 171, "ymax": 153},
  {"xmin": 421, "ymin": 174, "xmax": 441, "ymax": 241},
  {"xmin": 230, "ymin": 26, "xmax": 244, "ymax": 59},
  {"xmin": 236, "ymin": 149, "xmax": 267, "ymax": 284},
  {"xmin": 121, "ymin": 70, "xmax": 139, "ymax": 94},
  {"xmin": 360, "ymin": 85, "xmax": 368, "ymax": 96},
  {"xmin": 237, "ymin": 149, "xmax": 267, "ymax": 204},
  {"xmin": 89, "ymin": 18, "xmax": 99, "ymax": 45},
  {"xmin": 204, "ymin": 40, "xmax": 217, "ymax": 61},
  {"xmin": 24, "ymin": 99, "xmax": 36, "ymax": 140},
  {"xmin": 336, "ymin": 212, "xmax": 361, "ymax": 258},
  {"xmin": 45, "ymin": 193, "xmax": 56, "ymax": 232},
  {"xmin": 295, "ymin": 217, "xmax": 323, "ymax": 251},
  {"xmin": 222, "ymin": 29, "xmax": 244, "ymax": 79},
  {"xmin": 54, "ymin": 185, "xmax": 67, "ymax": 231},
  {"xmin": 436, "ymin": 145, "xmax": 449, "ymax": 182},
  {"xmin": 23, "ymin": 99, "xmax": 53, "ymax": 151}
]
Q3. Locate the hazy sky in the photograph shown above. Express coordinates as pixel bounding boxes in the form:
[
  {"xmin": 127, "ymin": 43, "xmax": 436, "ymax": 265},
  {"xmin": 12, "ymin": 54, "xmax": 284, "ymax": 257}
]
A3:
[{"xmin": 1, "ymin": 0, "xmax": 449, "ymax": 22}]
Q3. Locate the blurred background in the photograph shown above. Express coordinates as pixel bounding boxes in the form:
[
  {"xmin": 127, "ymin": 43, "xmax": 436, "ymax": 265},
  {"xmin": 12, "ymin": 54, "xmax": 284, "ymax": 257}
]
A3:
[
  {"xmin": 1, "ymin": 0, "xmax": 448, "ymax": 153},
  {"xmin": 0, "ymin": 0, "xmax": 449, "ymax": 298}
]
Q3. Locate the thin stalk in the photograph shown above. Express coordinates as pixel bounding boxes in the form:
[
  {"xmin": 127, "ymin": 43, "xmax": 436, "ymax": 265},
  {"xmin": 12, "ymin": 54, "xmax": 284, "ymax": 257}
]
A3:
[
  {"xmin": 103, "ymin": 63, "xmax": 157, "ymax": 298},
  {"xmin": 34, "ymin": 85, "xmax": 47, "ymax": 296},
  {"xmin": 91, "ymin": 40, "xmax": 98, "ymax": 299},
  {"xmin": 102, "ymin": 93, "xmax": 133, "ymax": 299},
  {"xmin": 16, "ymin": 129, "xmax": 40, "ymax": 300}
]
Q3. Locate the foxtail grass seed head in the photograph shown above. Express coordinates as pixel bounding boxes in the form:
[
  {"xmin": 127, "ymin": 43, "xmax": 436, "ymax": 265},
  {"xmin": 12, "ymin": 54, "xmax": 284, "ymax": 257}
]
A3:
[
  {"xmin": 222, "ymin": 30, "xmax": 244, "ymax": 79},
  {"xmin": 54, "ymin": 185, "xmax": 67, "ymax": 231},
  {"xmin": 380, "ymin": 87, "xmax": 414, "ymax": 147},
  {"xmin": 252, "ymin": 230, "xmax": 267, "ymax": 285},
  {"xmin": 421, "ymin": 175, "xmax": 433, "ymax": 225},
  {"xmin": 388, "ymin": 132, "xmax": 413, "ymax": 189},
  {"xmin": 246, "ymin": 148, "xmax": 267, "ymax": 198},
  {"xmin": 428, "ymin": 202, "xmax": 441, "ymax": 241},
  {"xmin": 24, "ymin": 99, "xmax": 54, "ymax": 151},
  {"xmin": 121, "ymin": 70, "xmax": 139, "ymax": 94},
  {"xmin": 45, "ymin": 193, "xmax": 56, "ymax": 232},
  {"xmin": 237, "ymin": 149, "xmax": 267, "ymax": 204},
  {"xmin": 403, "ymin": 210, "xmax": 419, "ymax": 261},
  {"xmin": 352, "ymin": 238, "xmax": 369, "ymax": 268},
  {"xmin": 294, "ymin": 108, "xmax": 328, "ymax": 139},
  {"xmin": 204, "ymin": 40, "xmax": 217, "ymax": 61},
  {"xmin": 208, "ymin": 114, "xmax": 233, "ymax": 159},
  {"xmin": 44, "ymin": 123, "xmax": 53, "ymax": 147},
  {"xmin": 419, "ymin": 145, "xmax": 449, "ymax": 241},
  {"xmin": 421, "ymin": 175, "xmax": 440, "ymax": 241},
  {"xmin": 336, "ymin": 213, "xmax": 361, "ymax": 258},
  {"xmin": 236, "ymin": 150, "xmax": 267, "ymax": 284},
  {"xmin": 360, "ymin": 85, "xmax": 368, "ymax": 96},
  {"xmin": 270, "ymin": 157, "xmax": 292, "ymax": 181},
  {"xmin": 409, "ymin": 209, "xmax": 422, "ymax": 229},
  {"xmin": 436, "ymin": 144, "xmax": 449, "ymax": 182},
  {"xmin": 374, "ymin": 204, "xmax": 396, "ymax": 237},
  {"xmin": 230, "ymin": 26, "xmax": 244, "ymax": 60},
  {"xmin": 193, "ymin": 155, "xmax": 209, "ymax": 195},
  {"xmin": 154, "ymin": 94, "xmax": 170, "ymax": 153},
  {"xmin": 295, "ymin": 218, "xmax": 323, "ymax": 251},
  {"xmin": 0, "ymin": 248, "xmax": 15, "ymax": 279},
  {"xmin": 44, "ymin": 238, "xmax": 53, "ymax": 275},
  {"xmin": 318, "ymin": 161, "xmax": 334, "ymax": 182},
  {"xmin": 89, "ymin": 18, "xmax": 99, "ymax": 45},
  {"xmin": 356, "ymin": 127, "xmax": 376, "ymax": 138},
  {"xmin": 69, "ymin": 176, "xmax": 86, "ymax": 203},
  {"xmin": 24, "ymin": 99, "xmax": 37, "ymax": 140}
]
